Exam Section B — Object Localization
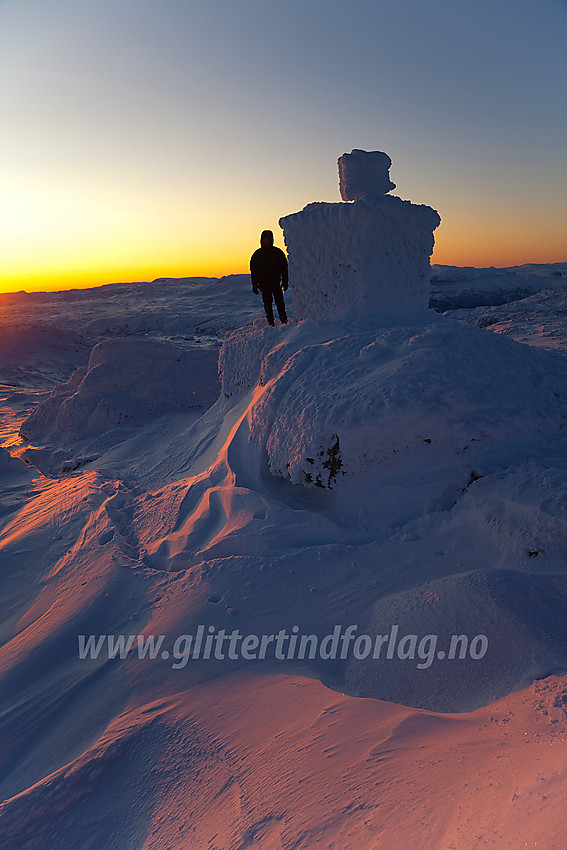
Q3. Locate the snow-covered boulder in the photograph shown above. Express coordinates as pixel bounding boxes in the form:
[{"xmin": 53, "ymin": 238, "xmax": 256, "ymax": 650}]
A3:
[
  {"xmin": 279, "ymin": 151, "xmax": 440, "ymax": 321},
  {"xmin": 20, "ymin": 338, "xmax": 220, "ymax": 442},
  {"xmin": 219, "ymin": 315, "xmax": 567, "ymax": 492}
]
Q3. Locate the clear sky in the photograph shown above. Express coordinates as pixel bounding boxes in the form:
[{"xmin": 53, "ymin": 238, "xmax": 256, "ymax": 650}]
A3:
[{"xmin": 1, "ymin": 0, "xmax": 566, "ymax": 293}]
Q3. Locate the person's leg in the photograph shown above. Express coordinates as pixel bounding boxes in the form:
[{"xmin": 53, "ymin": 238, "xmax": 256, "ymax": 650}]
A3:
[
  {"xmin": 273, "ymin": 284, "xmax": 287, "ymax": 323},
  {"xmin": 261, "ymin": 287, "xmax": 275, "ymax": 325}
]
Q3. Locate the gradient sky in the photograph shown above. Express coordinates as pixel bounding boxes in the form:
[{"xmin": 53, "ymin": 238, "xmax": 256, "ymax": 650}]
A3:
[{"xmin": 1, "ymin": 0, "xmax": 566, "ymax": 292}]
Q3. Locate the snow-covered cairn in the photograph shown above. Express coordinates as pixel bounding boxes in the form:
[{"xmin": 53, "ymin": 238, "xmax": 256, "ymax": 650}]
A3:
[
  {"xmin": 219, "ymin": 150, "xmax": 565, "ymax": 498},
  {"xmin": 279, "ymin": 149, "xmax": 440, "ymax": 320}
]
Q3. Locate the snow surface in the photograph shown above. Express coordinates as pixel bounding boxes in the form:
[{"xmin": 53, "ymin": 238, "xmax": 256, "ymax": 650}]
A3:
[
  {"xmin": 0, "ymin": 275, "xmax": 256, "ymax": 389},
  {"xmin": 1, "ymin": 245, "xmax": 567, "ymax": 841},
  {"xmin": 219, "ymin": 313, "xmax": 567, "ymax": 495},
  {"xmin": 20, "ymin": 339, "xmax": 220, "ymax": 445},
  {"xmin": 430, "ymin": 262, "xmax": 567, "ymax": 312}
]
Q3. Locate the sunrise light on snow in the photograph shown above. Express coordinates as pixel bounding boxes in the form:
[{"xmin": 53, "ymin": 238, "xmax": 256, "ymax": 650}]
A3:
[{"xmin": 1, "ymin": 2, "xmax": 567, "ymax": 849}]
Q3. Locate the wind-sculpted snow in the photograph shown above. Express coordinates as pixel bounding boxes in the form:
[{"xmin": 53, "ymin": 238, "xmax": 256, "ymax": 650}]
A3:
[
  {"xmin": 20, "ymin": 338, "xmax": 220, "ymax": 444},
  {"xmin": 3, "ymin": 295, "xmax": 567, "ymax": 846},
  {"xmin": 2, "ymin": 172, "xmax": 567, "ymax": 840},
  {"xmin": 219, "ymin": 314, "xmax": 567, "ymax": 491},
  {"xmin": 346, "ymin": 570, "xmax": 567, "ymax": 712}
]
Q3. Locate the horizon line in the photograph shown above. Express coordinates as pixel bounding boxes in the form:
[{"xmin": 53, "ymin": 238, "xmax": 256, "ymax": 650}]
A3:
[{"xmin": 2, "ymin": 258, "xmax": 566, "ymax": 297}]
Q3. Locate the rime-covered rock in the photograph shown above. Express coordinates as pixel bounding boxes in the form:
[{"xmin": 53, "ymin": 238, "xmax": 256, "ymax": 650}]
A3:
[
  {"xmin": 280, "ymin": 196, "xmax": 440, "ymax": 321},
  {"xmin": 338, "ymin": 149, "xmax": 395, "ymax": 200},
  {"xmin": 279, "ymin": 151, "xmax": 440, "ymax": 321}
]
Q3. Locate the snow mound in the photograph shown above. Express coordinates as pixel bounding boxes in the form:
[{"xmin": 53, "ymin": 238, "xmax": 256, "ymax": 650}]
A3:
[
  {"xmin": 280, "ymin": 196, "xmax": 440, "ymax": 320},
  {"xmin": 20, "ymin": 338, "xmax": 220, "ymax": 443},
  {"xmin": 338, "ymin": 149, "xmax": 396, "ymax": 200},
  {"xmin": 345, "ymin": 570, "xmax": 567, "ymax": 712},
  {"xmin": 219, "ymin": 315, "xmax": 567, "ymax": 491}
]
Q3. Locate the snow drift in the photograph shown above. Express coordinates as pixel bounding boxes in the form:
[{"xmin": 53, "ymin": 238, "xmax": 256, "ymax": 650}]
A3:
[
  {"xmin": 219, "ymin": 314, "xmax": 567, "ymax": 492},
  {"xmin": 1, "ymin": 151, "xmax": 567, "ymax": 847},
  {"xmin": 20, "ymin": 338, "xmax": 219, "ymax": 443},
  {"xmin": 345, "ymin": 570, "xmax": 567, "ymax": 712}
]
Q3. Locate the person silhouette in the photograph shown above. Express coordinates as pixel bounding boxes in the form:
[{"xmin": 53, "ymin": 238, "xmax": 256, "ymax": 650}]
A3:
[{"xmin": 250, "ymin": 230, "xmax": 288, "ymax": 326}]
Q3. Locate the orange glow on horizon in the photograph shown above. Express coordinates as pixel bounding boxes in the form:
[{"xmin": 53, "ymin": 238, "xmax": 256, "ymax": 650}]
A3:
[
  {"xmin": 1, "ymin": 223, "xmax": 565, "ymax": 295},
  {"xmin": 432, "ymin": 245, "xmax": 567, "ymax": 270},
  {"xmin": 431, "ymin": 217, "xmax": 567, "ymax": 270},
  {"xmin": 0, "ymin": 257, "xmax": 250, "ymax": 295}
]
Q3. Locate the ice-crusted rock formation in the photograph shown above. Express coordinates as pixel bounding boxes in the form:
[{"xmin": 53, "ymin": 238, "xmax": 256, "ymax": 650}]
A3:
[
  {"xmin": 338, "ymin": 149, "xmax": 396, "ymax": 200},
  {"xmin": 279, "ymin": 150, "xmax": 440, "ymax": 320}
]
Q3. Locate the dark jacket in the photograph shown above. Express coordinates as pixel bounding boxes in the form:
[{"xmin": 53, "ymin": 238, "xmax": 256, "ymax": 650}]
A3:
[{"xmin": 250, "ymin": 246, "xmax": 288, "ymax": 289}]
